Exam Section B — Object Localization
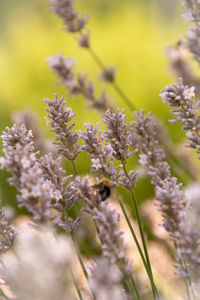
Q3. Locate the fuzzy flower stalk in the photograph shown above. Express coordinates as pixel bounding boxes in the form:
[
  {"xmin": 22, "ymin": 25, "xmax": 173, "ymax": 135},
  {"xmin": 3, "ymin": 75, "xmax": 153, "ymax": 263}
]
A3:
[
  {"xmin": 49, "ymin": 0, "xmax": 89, "ymax": 47},
  {"xmin": 47, "ymin": 54, "xmax": 113, "ymax": 112},
  {"xmin": 68, "ymin": 175, "xmax": 138, "ymax": 298},
  {"xmin": 89, "ymin": 258, "xmax": 128, "ymax": 300},
  {"xmin": 1, "ymin": 226, "xmax": 79, "ymax": 300},
  {"xmin": 160, "ymin": 78, "xmax": 200, "ymax": 158},
  {"xmin": 131, "ymin": 109, "xmax": 196, "ymax": 298},
  {"xmin": 181, "ymin": 0, "xmax": 200, "ymax": 68},
  {"xmin": 0, "ymin": 208, "xmax": 17, "ymax": 254},
  {"xmin": 0, "ymin": 124, "xmax": 62, "ymax": 223},
  {"xmin": 44, "ymin": 94, "xmax": 81, "ymax": 165}
]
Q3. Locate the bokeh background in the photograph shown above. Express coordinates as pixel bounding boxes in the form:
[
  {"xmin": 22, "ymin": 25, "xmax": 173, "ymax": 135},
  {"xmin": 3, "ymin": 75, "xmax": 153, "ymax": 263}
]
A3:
[
  {"xmin": 0, "ymin": 0, "xmax": 192, "ymax": 207},
  {"xmin": 1, "ymin": 1, "xmax": 198, "ymax": 298}
]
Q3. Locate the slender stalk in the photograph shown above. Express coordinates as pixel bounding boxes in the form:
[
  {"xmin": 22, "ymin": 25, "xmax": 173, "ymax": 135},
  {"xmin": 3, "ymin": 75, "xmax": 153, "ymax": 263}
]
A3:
[
  {"xmin": 130, "ymin": 277, "xmax": 142, "ymax": 300},
  {"xmin": 122, "ymin": 164, "xmax": 158, "ymax": 298},
  {"xmin": 70, "ymin": 267, "xmax": 83, "ymax": 300},
  {"xmin": 71, "ymin": 233, "xmax": 88, "ymax": 280},
  {"xmin": 0, "ymin": 289, "xmax": 9, "ymax": 300},
  {"xmin": 119, "ymin": 199, "xmax": 157, "ymax": 298},
  {"xmin": 72, "ymin": 160, "xmax": 78, "ymax": 176},
  {"xmin": 88, "ymin": 47, "xmax": 136, "ymax": 112},
  {"xmin": 174, "ymin": 243, "xmax": 194, "ymax": 300}
]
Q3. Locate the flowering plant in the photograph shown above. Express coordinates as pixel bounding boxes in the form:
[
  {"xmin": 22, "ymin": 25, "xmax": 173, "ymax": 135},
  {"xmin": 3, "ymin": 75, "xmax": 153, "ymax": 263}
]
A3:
[{"xmin": 0, "ymin": 1, "xmax": 200, "ymax": 299}]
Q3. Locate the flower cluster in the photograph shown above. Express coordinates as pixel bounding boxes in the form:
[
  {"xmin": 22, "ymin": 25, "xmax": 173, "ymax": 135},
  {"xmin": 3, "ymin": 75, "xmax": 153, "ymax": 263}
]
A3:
[
  {"xmin": 0, "ymin": 124, "xmax": 61, "ymax": 223},
  {"xmin": 44, "ymin": 94, "xmax": 81, "ymax": 161},
  {"xmin": 160, "ymin": 78, "xmax": 200, "ymax": 158},
  {"xmin": 104, "ymin": 109, "xmax": 134, "ymax": 162},
  {"xmin": 93, "ymin": 203, "xmax": 133, "ymax": 279},
  {"xmin": 182, "ymin": 0, "xmax": 200, "ymax": 22},
  {"xmin": 49, "ymin": 0, "xmax": 89, "ymax": 47},
  {"xmin": 0, "ymin": 208, "xmax": 17, "ymax": 253},
  {"xmin": 47, "ymin": 53, "xmax": 113, "ymax": 112},
  {"xmin": 2, "ymin": 226, "xmax": 78, "ymax": 300},
  {"xmin": 89, "ymin": 258, "xmax": 127, "ymax": 300}
]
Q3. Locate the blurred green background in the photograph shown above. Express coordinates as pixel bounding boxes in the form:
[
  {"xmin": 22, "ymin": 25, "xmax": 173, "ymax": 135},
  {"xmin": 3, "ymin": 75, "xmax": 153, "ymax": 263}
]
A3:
[{"xmin": 0, "ymin": 0, "xmax": 190, "ymax": 208}]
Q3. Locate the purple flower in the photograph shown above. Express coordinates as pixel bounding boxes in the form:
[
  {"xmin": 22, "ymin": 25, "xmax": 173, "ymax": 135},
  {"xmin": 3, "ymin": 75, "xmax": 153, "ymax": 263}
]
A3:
[
  {"xmin": 47, "ymin": 54, "xmax": 113, "ymax": 112},
  {"xmin": 187, "ymin": 24, "xmax": 200, "ymax": 65},
  {"xmin": 100, "ymin": 66, "xmax": 116, "ymax": 83},
  {"xmin": 0, "ymin": 124, "xmax": 61, "ymax": 223},
  {"xmin": 44, "ymin": 95, "xmax": 81, "ymax": 161},
  {"xmin": 104, "ymin": 109, "xmax": 134, "ymax": 162},
  {"xmin": 93, "ymin": 202, "xmax": 133, "ymax": 278},
  {"xmin": 0, "ymin": 208, "xmax": 17, "ymax": 253},
  {"xmin": 89, "ymin": 258, "xmax": 128, "ymax": 300},
  {"xmin": 182, "ymin": 0, "xmax": 200, "ymax": 22},
  {"xmin": 160, "ymin": 79, "xmax": 200, "ymax": 158},
  {"xmin": 49, "ymin": 0, "xmax": 88, "ymax": 33},
  {"xmin": 47, "ymin": 54, "xmax": 76, "ymax": 86}
]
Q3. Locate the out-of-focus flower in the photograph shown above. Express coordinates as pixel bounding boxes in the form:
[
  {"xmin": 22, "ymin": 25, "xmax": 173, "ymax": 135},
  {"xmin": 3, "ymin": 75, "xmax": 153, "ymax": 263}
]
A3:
[
  {"xmin": 12, "ymin": 109, "xmax": 54, "ymax": 154},
  {"xmin": 100, "ymin": 66, "xmax": 116, "ymax": 83},
  {"xmin": 167, "ymin": 43, "xmax": 200, "ymax": 94},
  {"xmin": 182, "ymin": 0, "xmax": 200, "ymax": 22},
  {"xmin": 89, "ymin": 258, "xmax": 127, "ymax": 300},
  {"xmin": 131, "ymin": 110, "xmax": 165, "ymax": 167},
  {"xmin": 2, "ymin": 226, "xmax": 78, "ymax": 300},
  {"xmin": 49, "ymin": 0, "xmax": 88, "ymax": 34},
  {"xmin": 187, "ymin": 24, "xmax": 200, "ymax": 65},
  {"xmin": 93, "ymin": 202, "xmax": 133, "ymax": 279},
  {"xmin": 0, "ymin": 208, "xmax": 17, "ymax": 254},
  {"xmin": 47, "ymin": 54, "xmax": 113, "ymax": 112}
]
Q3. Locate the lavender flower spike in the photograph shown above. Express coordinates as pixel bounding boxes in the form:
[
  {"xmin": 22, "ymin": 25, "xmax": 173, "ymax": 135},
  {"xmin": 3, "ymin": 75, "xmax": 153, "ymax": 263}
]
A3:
[
  {"xmin": 0, "ymin": 124, "xmax": 61, "ymax": 223},
  {"xmin": 44, "ymin": 94, "xmax": 81, "ymax": 161},
  {"xmin": 89, "ymin": 258, "xmax": 128, "ymax": 300},
  {"xmin": 104, "ymin": 109, "xmax": 134, "ymax": 162},
  {"xmin": 49, "ymin": 0, "xmax": 88, "ymax": 33},
  {"xmin": 182, "ymin": 0, "xmax": 200, "ymax": 22},
  {"xmin": 93, "ymin": 203, "xmax": 133, "ymax": 279},
  {"xmin": 46, "ymin": 54, "xmax": 76, "ymax": 87},
  {"xmin": 160, "ymin": 78, "xmax": 200, "ymax": 158},
  {"xmin": 49, "ymin": 0, "xmax": 90, "ymax": 47},
  {"xmin": 0, "ymin": 208, "xmax": 17, "ymax": 253}
]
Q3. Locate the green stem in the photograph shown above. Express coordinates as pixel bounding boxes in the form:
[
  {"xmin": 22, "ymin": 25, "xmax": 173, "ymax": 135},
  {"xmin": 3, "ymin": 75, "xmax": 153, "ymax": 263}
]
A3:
[
  {"xmin": 130, "ymin": 277, "xmax": 142, "ymax": 300},
  {"xmin": 71, "ymin": 233, "xmax": 88, "ymax": 280},
  {"xmin": 70, "ymin": 267, "xmax": 83, "ymax": 300},
  {"xmin": 72, "ymin": 160, "xmax": 78, "ymax": 176},
  {"xmin": 119, "ymin": 199, "xmax": 157, "ymax": 298},
  {"xmin": 122, "ymin": 164, "xmax": 158, "ymax": 299},
  {"xmin": 88, "ymin": 48, "xmax": 136, "ymax": 112},
  {"xmin": 0, "ymin": 289, "xmax": 9, "ymax": 300}
]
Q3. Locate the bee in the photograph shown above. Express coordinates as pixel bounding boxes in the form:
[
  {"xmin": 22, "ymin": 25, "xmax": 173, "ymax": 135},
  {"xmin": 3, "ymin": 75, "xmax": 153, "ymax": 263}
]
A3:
[{"xmin": 92, "ymin": 178, "xmax": 111, "ymax": 203}]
